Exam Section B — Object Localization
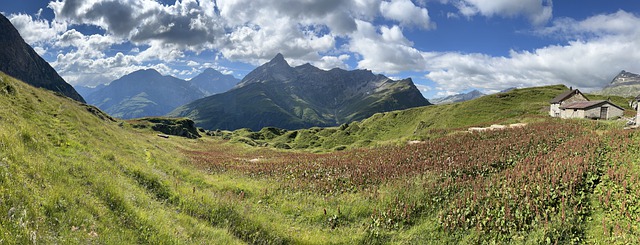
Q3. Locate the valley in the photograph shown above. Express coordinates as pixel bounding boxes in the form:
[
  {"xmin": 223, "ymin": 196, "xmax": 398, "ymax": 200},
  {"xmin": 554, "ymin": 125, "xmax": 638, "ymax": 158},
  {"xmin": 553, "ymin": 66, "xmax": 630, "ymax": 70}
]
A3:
[
  {"xmin": 2, "ymin": 71, "xmax": 640, "ymax": 244},
  {"xmin": 2, "ymin": 3, "xmax": 640, "ymax": 244}
]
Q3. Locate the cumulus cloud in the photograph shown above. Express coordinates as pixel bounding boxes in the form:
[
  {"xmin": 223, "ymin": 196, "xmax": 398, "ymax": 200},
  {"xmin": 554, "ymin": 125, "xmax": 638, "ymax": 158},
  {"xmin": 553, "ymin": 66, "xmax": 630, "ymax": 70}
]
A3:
[
  {"xmin": 8, "ymin": 0, "xmax": 437, "ymax": 85},
  {"xmin": 536, "ymin": 10, "xmax": 639, "ymax": 39},
  {"xmin": 6, "ymin": 0, "xmax": 635, "ymax": 97},
  {"xmin": 455, "ymin": 0, "xmax": 553, "ymax": 25},
  {"xmin": 8, "ymin": 13, "xmax": 67, "ymax": 44},
  {"xmin": 48, "ymin": 0, "xmax": 225, "ymax": 50},
  {"xmin": 349, "ymin": 20, "xmax": 429, "ymax": 73},
  {"xmin": 380, "ymin": 0, "xmax": 434, "ymax": 29},
  {"xmin": 426, "ymin": 11, "xmax": 640, "ymax": 93}
]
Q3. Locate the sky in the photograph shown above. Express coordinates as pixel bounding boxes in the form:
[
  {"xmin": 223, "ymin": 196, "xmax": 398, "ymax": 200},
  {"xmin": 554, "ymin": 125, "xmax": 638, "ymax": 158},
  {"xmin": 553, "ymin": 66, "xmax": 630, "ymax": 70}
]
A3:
[{"xmin": 1, "ymin": 0, "xmax": 640, "ymax": 98}]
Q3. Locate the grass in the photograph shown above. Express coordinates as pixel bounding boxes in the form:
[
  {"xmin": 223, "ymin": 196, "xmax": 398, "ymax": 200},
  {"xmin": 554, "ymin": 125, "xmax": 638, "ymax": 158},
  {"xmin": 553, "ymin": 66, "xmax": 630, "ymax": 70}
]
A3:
[
  {"xmin": 2, "ymin": 71, "xmax": 640, "ymax": 244},
  {"xmin": 210, "ymin": 85, "xmax": 572, "ymax": 151}
]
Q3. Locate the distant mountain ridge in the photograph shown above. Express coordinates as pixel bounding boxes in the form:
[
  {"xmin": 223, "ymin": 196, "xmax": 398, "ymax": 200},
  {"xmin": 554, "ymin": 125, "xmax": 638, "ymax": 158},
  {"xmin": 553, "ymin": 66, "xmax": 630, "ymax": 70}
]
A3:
[
  {"xmin": 168, "ymin": 53, "xmax": 431, "ymax": 131},
  {"xmin": 189, "ymin": 68, "xmax": 239, "ymax": 95},
  {"xmin": 74, "ymin": 84, "xmax": 106, "ymax": 99},
  {"xmin": 596, "ymin": 70, "xmax": 640, "ymax": 97},
  {"xmin": 0, "ymin": 13, "xmax": 85, "ymax": 102},
  {"xmin": 430, "ymin": 89, "xmax": 485, "ymax": 104},
  {"xmin": 86, "ymin": 69, "xmax": 205, "ymax": 119}
]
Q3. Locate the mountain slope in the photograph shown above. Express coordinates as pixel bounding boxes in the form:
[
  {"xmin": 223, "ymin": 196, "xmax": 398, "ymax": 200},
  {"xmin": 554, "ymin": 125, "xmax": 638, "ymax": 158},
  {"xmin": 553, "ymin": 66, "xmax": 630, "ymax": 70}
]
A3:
[
  {"xmin": 0, "ymin": 13, "xmax": 85, "ymax": 103},
  {"xmin": 596, "ymin": 70, "xmax": 640, "ymax": 97},
  {"xmin": 4, "ymin": 71, "xmax": 640, "ymax": 244},
  {"xmin": 430, "ymin": 89, "xmax": 485, "ymax": 104},
  {"xmin": 189, "ymin": 68, "xmax": 239, "ymax": 95},
  {"xmin": 74, "ymin": 84, "xmax": 106, "ymax": 99},
  {"xmin": 87, "ymin": 69, "xmax": 205, "ymax": 119},
  {"xmin": 0, "ymin": 71, "xmax": 245, "ymax": 244},
  {"xmin": 169, "ymin": 54, "xmax": 431, "ymax": 130},
  {"xmin": 217, "ymin": 85, "xmax": 576, "ymax": 150}
]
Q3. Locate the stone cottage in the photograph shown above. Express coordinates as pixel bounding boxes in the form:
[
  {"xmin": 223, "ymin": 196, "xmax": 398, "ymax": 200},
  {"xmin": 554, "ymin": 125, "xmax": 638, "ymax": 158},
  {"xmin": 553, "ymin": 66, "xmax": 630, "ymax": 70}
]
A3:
[
  {"xmin": 549, "ymin": 88, "xmax": 588, "ymax": 117},
  {"xmin": 550, "ymin": 88, "xmax": 624, "ymax": 120}
]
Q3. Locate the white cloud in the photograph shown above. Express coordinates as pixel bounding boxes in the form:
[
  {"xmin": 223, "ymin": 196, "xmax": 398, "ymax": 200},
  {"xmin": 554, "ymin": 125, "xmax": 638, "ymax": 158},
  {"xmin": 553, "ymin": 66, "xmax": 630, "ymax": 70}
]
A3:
[
  {"xmin": 455, "ymin": 0, "xmax": 553, "ymax": 25},
  {"xmin": 415, "ymin": 83, "xmax": 432, "ymax": 92},
  {"xmin": 380, "ymin": 0, "xmax": 434, "ymax": 29},
  {"xmin": 426, "ymin": 11, "xmax": 640, "ymax": 93},
  {"xmin": 8, "ymin": 13, "xmax": 67, "ymax": 44},
  {"xmin": 536, "ymin": 10, "xmax": 639, "ymax": 39},
  {"xmin": 313, "ymin": 54, "xmax": 351, "ymax": 70},
  {"xmin": 348, "ymin": 20, "xmax": 429, "ymax": 73},
  {"xmin": 48, "ymin": 0, "xmax": 225, "ymax": 50},
  {"xmin": 8, "ymin": 0, "xmax": 635, "ymax": 98},
  {"xmin": 33, "ymin": 46, "xmax": 48, "ymax": 56},
  {"xmin": 30, "ymin": 0, "xmax": 437, "ymax": 84}
]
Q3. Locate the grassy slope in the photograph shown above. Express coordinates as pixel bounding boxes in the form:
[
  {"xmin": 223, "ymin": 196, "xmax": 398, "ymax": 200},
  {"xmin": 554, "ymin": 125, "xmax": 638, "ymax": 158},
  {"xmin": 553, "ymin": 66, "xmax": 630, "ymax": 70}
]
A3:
[
  {"xmin": 0, "ymin": 72, "xmax": 386, "ymax": 244},
  {"xmin": 2, "ymin": 71, "xmax": 640, "ymax": 244},
  {"xmin": 224, "ymin": 85, "xmax": 634, "ymax": 151},
  {"xmin": 0, "ymin": 72, "xmax": 247, "ymax": 243}
]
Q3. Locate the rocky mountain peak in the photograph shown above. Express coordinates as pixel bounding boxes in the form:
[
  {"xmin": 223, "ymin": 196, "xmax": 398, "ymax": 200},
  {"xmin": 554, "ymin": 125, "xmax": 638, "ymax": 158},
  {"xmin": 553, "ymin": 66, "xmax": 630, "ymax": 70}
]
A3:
[
  {"xmin": 595, "ymin": 70, "xmax": 640, "ymax": 97},
  {"xmin": 190, "ymin": 68, "xmax": 239, "ymax": 95},
  {"xmin": 201, "ymin": 67, "xmax": 222, "ymax": 75},
  {"xmin": 610, "ymin": 70, "xmax": 640, "ymax": 85},
  {"xmin": 267, "ymin": 53, "xmax": 289, "ymax": 67},
  {"xmin": 0, "ymin": 13, "xmax": 85, "ymax": 102}
]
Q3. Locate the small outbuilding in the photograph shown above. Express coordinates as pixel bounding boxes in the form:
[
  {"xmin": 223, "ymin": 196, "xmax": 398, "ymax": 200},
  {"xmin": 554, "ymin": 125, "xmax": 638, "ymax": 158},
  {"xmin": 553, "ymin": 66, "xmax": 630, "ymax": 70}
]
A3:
[
  {"xmin": 550, "ymin": 88, "xmax": 624, "ymax": 120},
  {"xmin": 549, "ymin": 88, "xmax": 588, "ymax": 118},
  {"xmin": 559, "ymin": 100, "xmax": 624, "ymax": 120}
]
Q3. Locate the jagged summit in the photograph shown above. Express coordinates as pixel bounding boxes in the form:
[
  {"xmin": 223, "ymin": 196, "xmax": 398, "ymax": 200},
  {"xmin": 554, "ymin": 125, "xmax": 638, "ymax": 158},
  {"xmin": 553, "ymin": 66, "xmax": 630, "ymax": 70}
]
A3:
[
  {"xmin": 0, "ymin": 13, "xmax": 85, "ymax": 102},
  {"xmin": 169, "ymin": 53, "xmax": 431, "ymax": 131},
  {"xmin": 270, "ymin": 53, "xmax": 287, "ymax": 64},
  {"xmin": 596, "ymin": 70, "xmax": 640, "ymax": 97},
  {"xmin": 609, "ymin": 70, "xmax": 640, "ymax": 86}
]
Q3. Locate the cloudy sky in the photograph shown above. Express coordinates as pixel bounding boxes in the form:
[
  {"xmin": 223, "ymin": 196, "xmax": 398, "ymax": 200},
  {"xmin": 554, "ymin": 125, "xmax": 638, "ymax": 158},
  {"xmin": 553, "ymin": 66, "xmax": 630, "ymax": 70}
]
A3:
[{"xmin": 2, "ymin": 0, "xmax": 639, "ymax": 98}]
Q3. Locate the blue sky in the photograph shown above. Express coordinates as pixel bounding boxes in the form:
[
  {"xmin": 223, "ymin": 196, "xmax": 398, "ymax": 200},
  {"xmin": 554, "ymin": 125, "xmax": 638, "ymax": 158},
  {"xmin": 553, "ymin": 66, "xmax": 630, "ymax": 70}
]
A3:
[{"xmin": 2, "ymin": 0, "xmax": 640, "ymax": 98}]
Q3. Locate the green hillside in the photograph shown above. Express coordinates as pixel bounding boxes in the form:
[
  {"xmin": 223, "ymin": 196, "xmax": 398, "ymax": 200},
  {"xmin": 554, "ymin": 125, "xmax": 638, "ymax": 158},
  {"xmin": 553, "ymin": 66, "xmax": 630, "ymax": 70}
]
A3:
[
  {"xmin": 220, "ymin": 85, "xmax": 634, "ymax": 151},
  {"xmin": 2, "ymin": 71, "xmax": 640, "ymax": 244},
  {"xmin": 0, "ymin": 72, "xmax": 245, "ymax": 243}
]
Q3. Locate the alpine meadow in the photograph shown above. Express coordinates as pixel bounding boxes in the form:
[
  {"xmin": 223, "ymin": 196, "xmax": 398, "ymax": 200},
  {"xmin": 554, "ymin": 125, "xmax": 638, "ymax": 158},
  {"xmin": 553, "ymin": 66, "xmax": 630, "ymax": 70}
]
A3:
[{"xmin": 2, "ymin": 1, "xmax": 640, "ymax": 244}]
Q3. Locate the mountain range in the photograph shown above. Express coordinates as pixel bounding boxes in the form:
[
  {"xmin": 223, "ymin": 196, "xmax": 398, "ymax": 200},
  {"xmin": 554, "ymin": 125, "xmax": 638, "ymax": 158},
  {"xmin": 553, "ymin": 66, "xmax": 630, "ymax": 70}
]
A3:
[
  {"xmin": 596, "ymin": 70, "xmax": 640, "ymax": 97},
  {"xmin": 430, "ymin": 89, "xmax": 485, "ymax": 104},
  {"xmin": 168, "ymin": 54, "xmax": 431, "ymax": 131},
  {"xmin": 74, "ymin": 84, "xmax": 106, "ymax": 99},
  {"xmin": 189, "ymin": 68, "xmax": 239, "ymax": 96},
  {"xmin": 83, "ymin": 68, "xmax": 239, "ymax": 119},
  {"xmin": 0, "ymin": 13, "xmax": 84, "ymax": 103},
  {"xmin": 86, "ymin": 69, "xmax": 205, "ymax": 119}
]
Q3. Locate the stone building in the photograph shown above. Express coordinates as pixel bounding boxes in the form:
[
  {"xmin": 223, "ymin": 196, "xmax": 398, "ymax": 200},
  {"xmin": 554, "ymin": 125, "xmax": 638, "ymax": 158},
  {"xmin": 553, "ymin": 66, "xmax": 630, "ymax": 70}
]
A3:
[
  {"xmin": 549, "ymin": 88, "xmax": 588, "ymax": 117},
  {"xmin": 550, "ymin": 88, "xmax": 624, "ymax": 120}
]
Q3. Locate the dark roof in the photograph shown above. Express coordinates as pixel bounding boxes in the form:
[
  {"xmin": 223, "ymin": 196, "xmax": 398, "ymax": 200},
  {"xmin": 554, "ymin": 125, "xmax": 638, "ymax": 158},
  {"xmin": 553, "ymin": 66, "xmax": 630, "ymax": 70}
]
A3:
[
  {"xmin": 550, "ymin": 89, "xmax": 583, "ymax": 103},
  {"xmin": 560, "ymin": 100, "xmax": 624, "ymax": 110}
]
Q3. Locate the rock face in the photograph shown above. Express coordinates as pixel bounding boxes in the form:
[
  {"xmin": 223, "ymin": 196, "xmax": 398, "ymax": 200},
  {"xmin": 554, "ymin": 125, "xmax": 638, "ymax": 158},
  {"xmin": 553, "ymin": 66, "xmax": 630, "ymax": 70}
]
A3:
[
  {"xmin": 430, "ymin": 89, "xmax": 485, "ymax": 104},
  {"xmin": 168, "ymin": 53, "xmax": 431, "ymax": 131},
  {"xmin": 129, "ymin": 117, "xmax": 201, "ymax": 139},
  {"xmin": 189, "ymin": 68, "xmax": 240, "ymax": 95},
  {"xmin": 597, "ymin": 70, "xmax": 640, "ymax": 97},
  {"xmin": 87, "ymin": 69, "xmax": 205, "ymax": 119},
  {"xmin": 0, "ymin": 13, "xmax": 85, "ymax": 103}
]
